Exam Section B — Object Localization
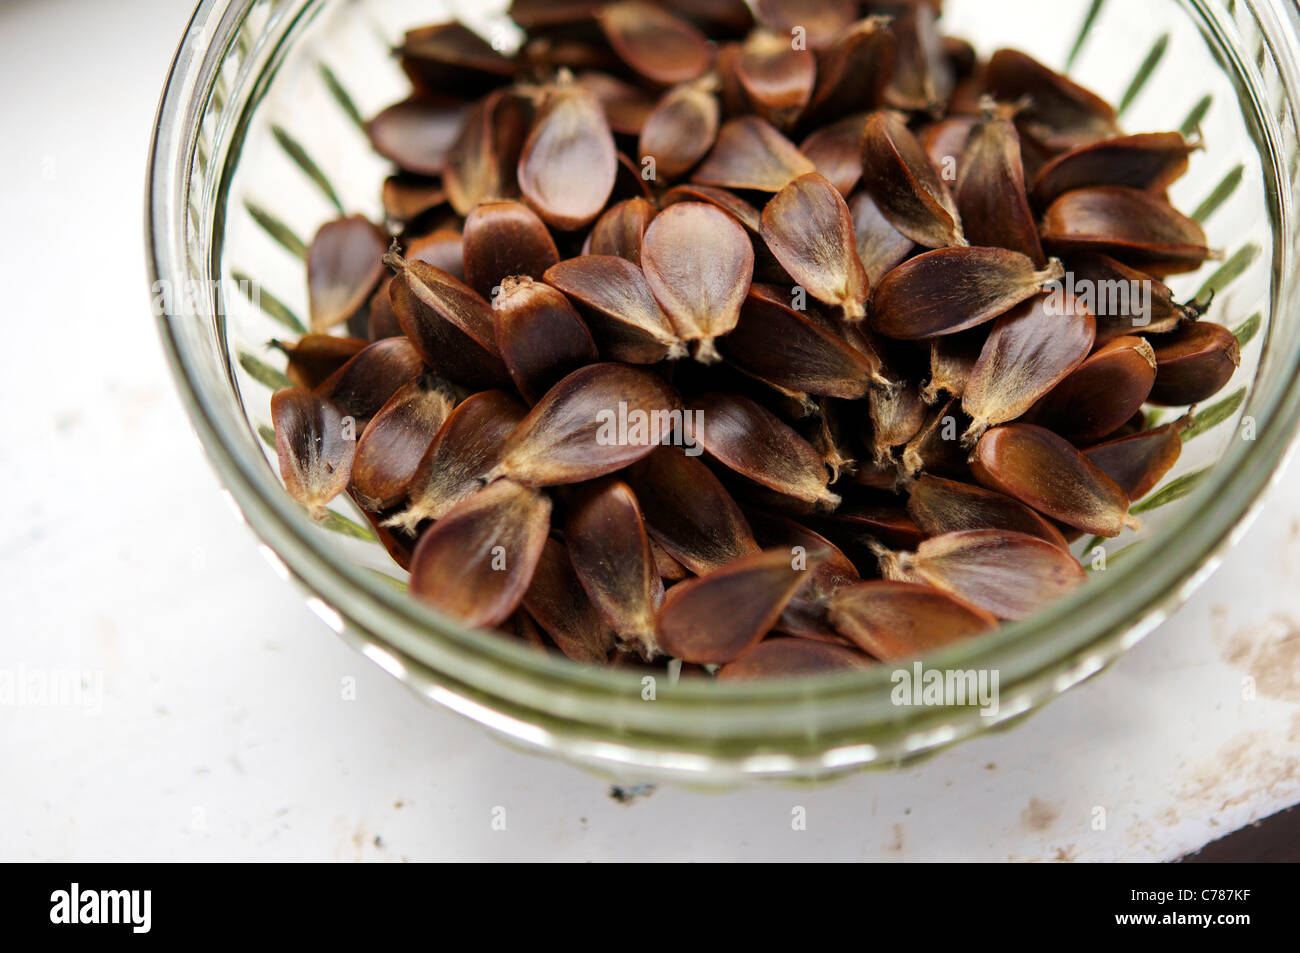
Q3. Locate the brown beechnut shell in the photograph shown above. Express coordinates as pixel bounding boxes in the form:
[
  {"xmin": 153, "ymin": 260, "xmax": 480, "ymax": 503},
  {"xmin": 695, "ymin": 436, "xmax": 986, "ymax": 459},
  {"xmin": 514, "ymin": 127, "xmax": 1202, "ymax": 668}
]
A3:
[
  {"xmin": 350, "ymin": 372, "xmax": 458, "ymax": 512},
  {"xmin": 566, "ymin": 479, "xmax": 664, "ymax": 660},
  {"xmin": 626, "ymin": 446, "xmax": 760, "ymax": 575},
  {"xmin": 523, "ymin": 33, "xmax": 621, "ymax": 79},
  {"xmin": 1147, "ymin": 321, "xmax": 1241, "ymax": 405},
  {"xmin": 962, "ymin": 291, "xmax": 1096, "ymax": 443},
  {"xmin": 489, "ymin": 363, "xmax": 681, "ymax": 486},
  {"xmin": 638, "ymin": 81, "xmax": 721, "ymax": 181},
  {"xmin": 867, "ymin": 366, "xmax": 929, "ymax": 466},
  {"xmin": 461, "ymin": 200, "xmax": 560, "ymax": 301},
  {"xmin": 524, "ymin": 537, "xmax": 617, "ymax": 665},
  {"xmin": 408, "ymin": 478, "xmax": 553, "ymax": 629},
  {"xmin": 957, "ymin": 103, "xmax": 1046, "ymax": 265},
  {"xmin": 761, "ymin": 173, "xmax": 870, "ymax": 320},
  {"xmin": 662, "ymin": 0, "xmax": 754, "ymax": 36},
  {"xmin": 871, "ymin": 247, "xmax": 1064, "ymax": 339},
  {"xmin": 717, "ymin": 638, "xmax": 871, "ymax": 680},
  {"xmin": 1083, "ymin": 414, "xmax": 1191, "ymax": 501},
  {"xmin": 650, "ymin": 539, "xmax": 690, "ymax": 581},
  {"xmin": 1031, "ymin": 132, "xmax": 1197, "ymax": 207},
  {"xmin": 271, "ymin": 388, "xmax": 355, "ymax": 520},
  {"xmin": 640, "ymin": 201, "xmax": 755, "ymax": 362},
  {"xmin": 1025, "ymin": 335, "xmax": 1158, "ymax": 444},
  {"xmin": 800, "ymin": 20, "xmax": 894, "ymax": 129},
  {"xmin": 366, "ymin": 277, "xmax": 404, "ymax": 342},
  {"xmin": 443, "ymin": 89, "xmax": 532, "ymax": 216},
  {"xmin": 719, "ymin": 284, "xmax": 885, "ymax": 400},
  {"xmin": 657, "ymin": 549, "xmax": 823, "ymax": 664},
  {"xmin": 586, "ymin": 197, "xmax": 656, "ymax": 264},
  {"xmin": 985, "ymin": 49, "xmax": 1119, "ymax": 154},
  {"xmin": 829, "ymin": 580, "xmax": 998, "ymax": 661},
  {"xmin": 397, "ymin": 23, "xmax": 516, "ymax": 96},
  {"xmin": 971, "ymin": 423, "xmax": 1140, "ymax": 538},
  {"xmin": 747, "ymin": 511, "xmax": 861, "ymax": 642},
  {"xmin": 753, "ymin": 0, "xmax": 858, "ymax": 51},
  {"xmin": 714, "ymin": 41, "xmax": 750, "ymax": 116},
  {"xmin": 921, "ymin": 116, "xmax": 977, "ymax": 179},
  {"xmin": 874, "ymin": 529, "xmax": 1088, "ymax": 621},
  {"xmin": 905, "ymin": 473, "xmax": 1069, "ymax": 549},
  {"xmin": 597, "ymin": 1, "xmax": 713, "ymax": 86},
  {"xmin": 689, "ymin": 392, "xmax": 841, "ymax": 509},
  {"xmin": 1040, "ymin": 186, "xmax": 1211, "ymax": 276},
  {"xmin": 1064, "ymin": 253, "xmax": 1200, "ymax": 344},
  {"xmin": 367, "ymin": 98, "xmax": 471, "ymax": 179},
  {"xmin": 406, "ymin": 229, "xmax": 467, "ymax": 280},
  {"xmin": 387, "ymin": 390, "xmax": 528, "ymax": 533},
  {"xmin": 307, "ymin": 216, "xmax": 388, "ymax": 332},
  {"xmin": 384, "ymin": 248, "xmax": 512, "ymax": 390},
  {"xmin": 1106, "ymin": 410, "xmax": 1151, "ymax": 442},
  {"xmin": 272, "ymin": 334, "xmax": 368, "ymax": 391},
  {"xmin": 575, "ymin": 71, "xmax": 656, "ymax": 137},
  {"xmin": 849, "ymin": 191, "xmax": 915, "ymax": 287},
  {"xmin": 735, "ymin": 28, "xmax": 815, "ymax": 131},
  {"xmin": 543, "ymin": 255, "xmax": 687, "ymax": 363},
  {"xmin": 381, "ymin": 174, "xmax": 448, "ymax": 225},
  {"xmin": 315, "ymin": 336, "xmax": 426, "ymax": 432},
  {"xmin": 691, "ymin": 116, "xmax": 817, "ymax": 192},
  {"xmin": 887, "ymin": 2, "xmax": 953, "ymax": 116},
  {"xmin": 942, "ymin": 38, "xmax": 977, "ymax": 78},
  {"xmin": 517, "ymin": 80, "xmax": 618, "ymax": 230},
  {"xmin": 860, "ymin": 110, "xmax": 965, "ymax": 249},
  {"xmin": 614, "ymin": 150, "xmax": 658, "ymax": 202},
  {"xmin": 922, "ymin": 327, "xmax": 985, "ymax": 403},
  {"xmin": 661, "ymin": 183, "xmax": 762, "ymax": 232},
  {"xmin": 509, "ymin": 1, "xmax": 608, "ymax": 32},
  {"xmin": 819, "ymin": 498, "xmax": 926, "ymax": 551},
  {"xmin": 491, "ymin": 276, "xmax": 599, "ymax": 404},
  {"xmin": 800, "ymin": 114, "xmax": 870, "ymax": 197}
]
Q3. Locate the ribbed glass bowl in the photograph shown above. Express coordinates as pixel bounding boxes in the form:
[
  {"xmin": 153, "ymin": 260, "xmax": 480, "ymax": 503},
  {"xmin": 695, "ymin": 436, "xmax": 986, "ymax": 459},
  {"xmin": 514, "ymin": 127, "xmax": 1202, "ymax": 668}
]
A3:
[{"xmin": 148, "ymin": 0, "xmax": 1300, "ymax": 785}]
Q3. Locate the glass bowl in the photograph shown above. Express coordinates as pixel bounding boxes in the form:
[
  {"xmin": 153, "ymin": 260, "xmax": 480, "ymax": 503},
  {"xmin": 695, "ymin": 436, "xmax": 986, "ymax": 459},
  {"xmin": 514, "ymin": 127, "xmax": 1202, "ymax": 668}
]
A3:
[{"xmin": 147, "ymin": 0, "xmax": 1300, "ymax": 785}]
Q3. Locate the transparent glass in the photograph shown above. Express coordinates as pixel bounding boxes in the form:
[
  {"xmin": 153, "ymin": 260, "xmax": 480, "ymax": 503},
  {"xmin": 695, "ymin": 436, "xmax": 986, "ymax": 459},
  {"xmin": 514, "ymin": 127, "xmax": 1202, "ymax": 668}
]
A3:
[{"xmin": 148, "ymin": 0, "xmax": 1300, "ymax": 784}]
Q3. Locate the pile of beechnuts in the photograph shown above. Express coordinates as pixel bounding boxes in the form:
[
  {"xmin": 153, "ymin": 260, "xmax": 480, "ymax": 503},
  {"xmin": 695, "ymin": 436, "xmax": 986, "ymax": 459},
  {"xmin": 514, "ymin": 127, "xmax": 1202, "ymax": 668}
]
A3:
[{"xmin": 267, "ymin": 0, "xmax": 1238, "ymax": 680}]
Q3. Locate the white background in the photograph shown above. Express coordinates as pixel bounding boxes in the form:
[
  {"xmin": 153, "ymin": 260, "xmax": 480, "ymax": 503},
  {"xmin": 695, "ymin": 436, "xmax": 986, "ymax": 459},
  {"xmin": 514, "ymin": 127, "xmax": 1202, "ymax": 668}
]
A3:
[{"xmin": 0, "ymin": 0, "xmax": 1298, "ymax": 861}]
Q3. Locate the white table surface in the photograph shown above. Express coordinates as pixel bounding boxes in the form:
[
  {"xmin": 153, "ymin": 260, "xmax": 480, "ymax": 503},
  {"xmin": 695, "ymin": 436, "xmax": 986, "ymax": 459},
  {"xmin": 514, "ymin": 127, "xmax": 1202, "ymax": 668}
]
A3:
[{"xmin": 2, "ymin": 0, "xmax": 1298, "ymax": 862}]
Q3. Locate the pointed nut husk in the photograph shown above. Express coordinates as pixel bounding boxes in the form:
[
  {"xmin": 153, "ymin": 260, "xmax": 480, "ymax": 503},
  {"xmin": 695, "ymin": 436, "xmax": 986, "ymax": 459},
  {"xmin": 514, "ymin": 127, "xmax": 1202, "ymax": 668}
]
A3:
[
  {"xmin": 407, "ymin": 479, "xmax": 552, "ymax": 629},
  {"xmin": 271, "ymin": 388, "xmax": 356, "ymax": 520}
]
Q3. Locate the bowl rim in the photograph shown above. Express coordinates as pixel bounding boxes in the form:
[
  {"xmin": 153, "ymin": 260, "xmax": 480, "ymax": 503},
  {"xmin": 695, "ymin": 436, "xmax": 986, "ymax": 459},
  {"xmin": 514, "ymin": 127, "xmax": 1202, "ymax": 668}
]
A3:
[{"xmin": 146, "ymin": 0, "xmax": 1300, "ymax": 780}]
